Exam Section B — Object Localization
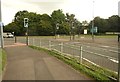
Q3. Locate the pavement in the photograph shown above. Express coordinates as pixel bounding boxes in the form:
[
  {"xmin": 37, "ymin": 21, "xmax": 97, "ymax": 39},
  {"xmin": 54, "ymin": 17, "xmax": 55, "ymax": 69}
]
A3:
[{"xmin": 2, "ymin": 42, "xmax": 94, "ymax": 80}]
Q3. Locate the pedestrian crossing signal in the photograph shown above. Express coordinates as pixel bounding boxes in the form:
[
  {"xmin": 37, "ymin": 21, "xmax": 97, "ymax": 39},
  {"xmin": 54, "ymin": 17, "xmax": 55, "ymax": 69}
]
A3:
[{"xmin": 24, "ymin": 18, "xmax": 28, "ymax": 27}]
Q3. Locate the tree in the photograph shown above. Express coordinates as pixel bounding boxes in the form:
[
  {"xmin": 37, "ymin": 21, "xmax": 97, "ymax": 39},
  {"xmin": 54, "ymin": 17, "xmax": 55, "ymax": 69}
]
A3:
[
  {"xmin": 51, "ymin": 9, "xmax": 66, "ymax": 35},
  {"xmin": 88, "ymin": 15, "xmax": 120, "ymax": 34},
  {"xmin": 6, "ymin": 10, "xmax": 119, "ymax": 36},
  {"xmin": 14, "ymin": 10, "xmax": 29, "ymax": 35},
  {"xmin": 94, "ymin": 17, "xmax": 109, "ymax": 33},
  {"xmin": 51, "ymin": 9, "xmax": 65, "ymax": 24},
  {"xmin": 65, "ymin": 13, "xmax": 75, "ymax": 35},
  {"xmin": 27, "ymin": 12, "xmax": 41, "ymax": 35},
  {"xmin": 37, "ymin": 14, "xmax": 53, "ymax": 35},
  {"xmin": 88, "ymin": 16, "xmax": 109, "ymax": 34},
  {"xmin": 4, "ymin": 9, "xmax": 82, "ymax": 36},
  {"xmin": 108, "ymin": 15, "xmax": 120, "ymax": 32}
]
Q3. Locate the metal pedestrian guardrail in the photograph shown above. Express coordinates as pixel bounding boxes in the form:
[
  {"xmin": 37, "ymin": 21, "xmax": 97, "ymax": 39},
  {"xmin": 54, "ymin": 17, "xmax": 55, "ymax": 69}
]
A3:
[{"xmin": 17, "ymin": 37, "xmax": 118, "ymax": 75}]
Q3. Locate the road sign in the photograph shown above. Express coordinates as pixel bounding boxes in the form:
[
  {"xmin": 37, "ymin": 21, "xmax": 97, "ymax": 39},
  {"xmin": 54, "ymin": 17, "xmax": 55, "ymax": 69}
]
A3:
[
  {"xmin": 94, "ymin": 27, "xmax": 98, "ymax": 33},
  {"xmin": 90, "ymin": 27, "xmax": 98, "ymax": 33},
  {"xmin": 24, "ymin": 18, "xmax": 28, "ymax": 28},
  {"xmin": 84, "ymin": 29, "xmax": 87, "ymax": 34}
]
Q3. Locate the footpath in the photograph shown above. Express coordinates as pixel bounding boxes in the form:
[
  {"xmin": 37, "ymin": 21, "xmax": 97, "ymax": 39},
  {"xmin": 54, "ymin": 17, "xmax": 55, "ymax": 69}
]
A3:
[{"xmin": 2, "ymin": 43, "xmax": 93, "ymax": 80}]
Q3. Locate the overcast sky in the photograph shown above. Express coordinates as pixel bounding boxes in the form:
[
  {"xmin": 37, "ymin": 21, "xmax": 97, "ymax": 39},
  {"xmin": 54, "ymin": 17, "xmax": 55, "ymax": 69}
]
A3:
[{"xmin": 1, "ymin": 0, "xmax": 120, "ymax": 25}]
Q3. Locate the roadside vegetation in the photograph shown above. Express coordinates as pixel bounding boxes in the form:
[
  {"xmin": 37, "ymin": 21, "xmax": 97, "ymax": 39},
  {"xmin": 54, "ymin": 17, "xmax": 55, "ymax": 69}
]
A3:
[
  {"xmin": 29, "ymin": 45, "xmax": 117, "ymax": 82},
  {"xmin": 0, "ymin": 49, "xmax": 7, "ymax": 74},
  {"xmin": 4, "ymin": 10, "xmax": 120, "ymax": 36}
]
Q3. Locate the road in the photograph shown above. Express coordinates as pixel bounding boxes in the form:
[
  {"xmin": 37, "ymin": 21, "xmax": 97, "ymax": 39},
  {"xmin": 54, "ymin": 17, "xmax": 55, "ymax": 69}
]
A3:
[
  {"xmin": 64, "ymin": 41, "xmax": 118, "ymax": 72},
  {"xmin": 4, "ymin": 36, "xmax": 119, "ymax": 72}
]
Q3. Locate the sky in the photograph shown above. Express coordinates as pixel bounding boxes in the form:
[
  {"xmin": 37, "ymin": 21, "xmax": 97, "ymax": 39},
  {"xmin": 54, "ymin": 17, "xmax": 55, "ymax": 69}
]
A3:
[{"xmin": 1, "ymin": 0, "xmax": 120, "ymax": 25}]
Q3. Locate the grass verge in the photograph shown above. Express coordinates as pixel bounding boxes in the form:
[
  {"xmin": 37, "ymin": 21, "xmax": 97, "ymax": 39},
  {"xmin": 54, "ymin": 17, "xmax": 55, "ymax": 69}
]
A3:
[
  {"xmin": 0, "ymin": 49, "xmax": 7, "ymax": 74},
  {"xmin": 29, "ymin": 45, "xmax": 117, "ymax": 82}
]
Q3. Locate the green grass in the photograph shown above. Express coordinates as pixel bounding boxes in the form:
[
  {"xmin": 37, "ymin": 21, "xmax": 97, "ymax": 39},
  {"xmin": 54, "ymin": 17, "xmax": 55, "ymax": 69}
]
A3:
[
  {"xmin": 82, "ymin": 60, "xmax": 118, "ymax": 80},
  {"xmin": 0, "ymin": 49, "xmax": 7, "ymax": 74},
  {"xmin": 29, "ymin": 45, "xmax": 117, "ymax": 82}
]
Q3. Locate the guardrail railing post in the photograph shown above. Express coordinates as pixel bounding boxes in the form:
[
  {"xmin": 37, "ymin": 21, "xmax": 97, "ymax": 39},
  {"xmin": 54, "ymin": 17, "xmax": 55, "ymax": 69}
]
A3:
[
  {"xmin": 15, "ymin": 36, "xmax": 17, "ymax": 43},
  {"xmin": 49, "ymin": 40, "xmax": 51, "ymax": 50},
  {"xmin": 32, "ymin": 38, "xmax": 34, "ymax": 46},
  {"xmin": 60, "ymin": 42, "xmax": 63, "ymax": 54},
  {"xmin": 39, "ymin": 39, "xmax": 41, "ymax": 47},
  {"xmin": 28, "ymin": 37, "xmax": 29, "ymax": 45},
  {"xmin": 80, "ymin": 46, "xmax": 83, "ymax": 64}
]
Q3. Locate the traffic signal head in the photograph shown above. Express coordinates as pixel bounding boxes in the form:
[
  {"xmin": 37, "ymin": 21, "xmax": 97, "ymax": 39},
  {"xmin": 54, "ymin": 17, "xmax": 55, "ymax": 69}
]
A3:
[{"xmin": 24, "ymin": 18, "xmax": 29, "ymax": 27}]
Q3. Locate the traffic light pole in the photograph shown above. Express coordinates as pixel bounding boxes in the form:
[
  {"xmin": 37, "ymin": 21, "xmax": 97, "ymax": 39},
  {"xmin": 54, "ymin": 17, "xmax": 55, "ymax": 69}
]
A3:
[
  {"xmin": 24, "ymin": 18, "xmax": 29, "ymax": 45},
  {"xmin": 26, "ymin": 26, "xmax": 29, "ymax": 45}
]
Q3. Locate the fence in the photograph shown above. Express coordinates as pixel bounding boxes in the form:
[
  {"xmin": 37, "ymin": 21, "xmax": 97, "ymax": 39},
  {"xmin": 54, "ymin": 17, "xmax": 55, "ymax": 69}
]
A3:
[{"xmin": 16, "ymin": 37, "xmax": 118, "ymax": 74}]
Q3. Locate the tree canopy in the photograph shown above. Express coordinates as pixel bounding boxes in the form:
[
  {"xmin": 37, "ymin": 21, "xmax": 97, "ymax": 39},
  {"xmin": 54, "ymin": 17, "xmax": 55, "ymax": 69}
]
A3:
[
  {"xmin": 88, "ymin": 15, "xmax": 120, "ymax": 34},
  {"xmin": 4, "ymin": 10, "xmax": 120, "ymax": 36}
]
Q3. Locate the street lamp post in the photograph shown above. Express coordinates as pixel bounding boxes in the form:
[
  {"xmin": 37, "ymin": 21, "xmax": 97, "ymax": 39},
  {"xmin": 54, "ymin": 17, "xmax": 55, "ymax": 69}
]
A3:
[
  {"xmin": 92, "ymin": 20, "xmax": 94, "ymax": 42},
  {"xmin": 72, "ymin": 22, "xmax": 75, "ymax": 40},
  {"xmin": 0, "ymin": 0, "xmax": 4, "ymax": 48},
  {"xmin": 92, "ymin": 0, "xmax": 95, "ymax": 42}
]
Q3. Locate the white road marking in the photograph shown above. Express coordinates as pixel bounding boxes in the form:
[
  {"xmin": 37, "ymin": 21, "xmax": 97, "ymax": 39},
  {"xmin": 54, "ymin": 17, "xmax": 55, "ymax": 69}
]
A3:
[
  {"xmin": 82, "ymin": 58, "xmax": 100, "ymax": 67},
  {"xmin": 109, "ymin": 58, "xmax": 118, "ymax": 63},
  {"xmin": 82, "ymin": 49, "xmax": 117, "ymax": 60},
  {"xmin": 73, "ymin": 42, "xmax": 119, "ymax": 53},
  {"xmin": 78, "ymin": 42, "xmax": 119, "ymax": 49},
  {"xmin": 101, "ymin": 46, "xmax": 109, "ymax": 48},
  {"xmin": 64, "ymin": 44, "xmax": 118, "ymax": 63}
]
